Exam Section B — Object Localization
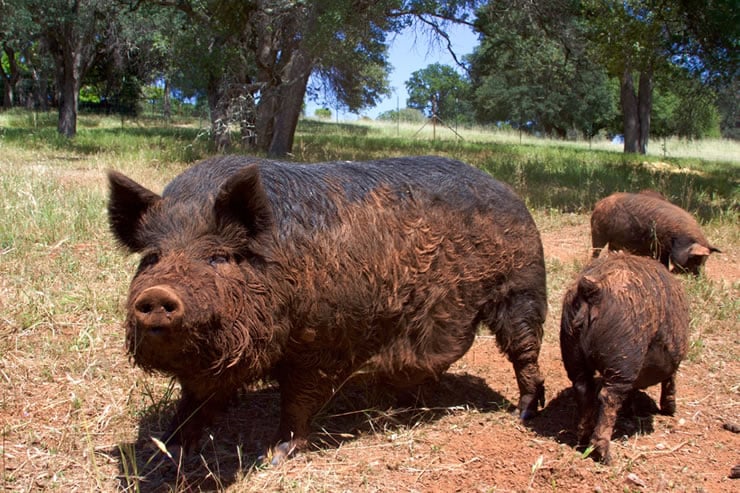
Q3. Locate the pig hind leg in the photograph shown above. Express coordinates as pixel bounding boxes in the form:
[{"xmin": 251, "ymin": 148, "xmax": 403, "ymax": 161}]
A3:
[
  {"xmin": 589, "ymin": 382, "xmax": 631, "ymax": 464},
  {"xmin": 483, "ymin": 293, "xmax": 545, "ymax": 419},
  {"xmin": 573, "ymin": 378, "xmax": 598, "ymax": 446},
  {"xmin": 562, "ymin": 343, "xmax": 599, "ymax": 445},
  {"xmin": 659, "ymin": 374, "xmax": 678, "ymax": 416}
]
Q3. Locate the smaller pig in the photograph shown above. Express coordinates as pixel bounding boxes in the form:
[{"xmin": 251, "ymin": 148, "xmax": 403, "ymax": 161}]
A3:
[
  {"xmin": 560, "ymin": 252, "xmax": 689, "ymax": 464},
  {"xmin": 590, "ymin": 191, "xmax": 720, "ymax": 275}
]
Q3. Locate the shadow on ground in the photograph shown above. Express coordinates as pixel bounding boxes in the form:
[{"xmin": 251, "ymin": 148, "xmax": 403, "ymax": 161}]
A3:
[
  {"xmin": 528, "ymin": 385, "xmax": 662, "ymax": 454},
  {"xmin": 107, "ymin": 372, "xmax": 509, "ymax": 492}
]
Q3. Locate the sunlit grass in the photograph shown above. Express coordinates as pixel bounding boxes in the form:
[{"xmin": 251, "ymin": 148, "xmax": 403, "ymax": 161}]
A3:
[{"xmin": 298, "ymin": 117, "xmax": 740, "ymax": 164}]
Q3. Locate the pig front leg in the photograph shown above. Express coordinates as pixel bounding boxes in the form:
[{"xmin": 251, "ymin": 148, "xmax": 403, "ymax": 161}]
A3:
[
  {"xmin": 161, "ymin": 382, "xmax": 230, "ymax": 458},
  {"xmin": 264, "ymin": 365, "xmax": 340, "ymax": 465}
]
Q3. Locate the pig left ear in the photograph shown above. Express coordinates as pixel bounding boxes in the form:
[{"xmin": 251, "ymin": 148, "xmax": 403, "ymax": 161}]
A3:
[
  {"xmin": 577, "ymin": 275, "xmax": 602, "ymax": 304},
  {"xmin": 214, "ymin": 164, "xmax": 274, "ymax": 239}
]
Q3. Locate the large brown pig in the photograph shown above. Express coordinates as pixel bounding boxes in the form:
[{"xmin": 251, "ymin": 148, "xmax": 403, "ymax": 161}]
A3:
[
  {"xmin": 560, "ymin": 252, "xmax": 689, "ymax": 464},
  {"xmin": 590, "ymin": 191, "xmax": 719, "ymax": 274},
  {"xmin": 108, "ymin": 155, "xmax": 547, "ymax": 464}
]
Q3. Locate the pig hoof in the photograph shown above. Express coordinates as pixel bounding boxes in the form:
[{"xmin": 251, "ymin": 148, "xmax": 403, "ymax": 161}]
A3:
[
  {"xmin": 257, "ymin": 441, "xmax": 297, "ymax": 467},
  {"xmin": 723, "ymin": 422, "xmax": 740, "ymax": 433},
  {"xmin": 586, "ymin": 442, "xmax": 612, "ymax": 465},
  {"xmin": 518, "ymin": 385, "xmax": 545, "ymax": 421},
  {"xmin": 659, "ymin": 400, "xmax": 676, "ymax": 416},
  {"xmin": 167, "ymin": 444, "xmax": 185, "ymax": 465}
]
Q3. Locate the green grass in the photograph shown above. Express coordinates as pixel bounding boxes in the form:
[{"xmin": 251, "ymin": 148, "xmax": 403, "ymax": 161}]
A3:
[{"xmin": 292, "ymin": 121, "xmax": 738, "ymax": 219}]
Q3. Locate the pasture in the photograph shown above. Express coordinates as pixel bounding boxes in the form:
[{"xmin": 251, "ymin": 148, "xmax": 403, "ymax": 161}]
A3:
[{"xmin": 0, "ymin": 112, "xmax": 738, "ymax": 491}]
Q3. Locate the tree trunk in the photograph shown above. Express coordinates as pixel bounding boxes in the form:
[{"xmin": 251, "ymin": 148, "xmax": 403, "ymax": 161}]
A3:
[
  {"xmin": 1, "ymin": 74, "xmax": 12, "ymax": 109},
  {"xmin": 1, "ymin": 44, "xmax": 20, "ymax": 109},
  {"xmin": 620, "ymin": 66, "xmax": 653, "ymax": 155},
  {"xmin": 637, "ymin": 68, "xmax": 653, "ymax": 154},
  {"xmin": 163, "ymin": 79, "xmax": 172, "ymax": 120},
  {"xmin": 267, "ymin": 50, "xmax": 313, "ymax": 157},
  {"xmin": 206, "ymin": 74, "xmax": 231, "ymax": 152},
  {"xmin": 255, "ymin": 87, "xmax": 277, "ymax": 152},
  {"xmin": 620, "ymin": 67, "xmax": 640, "ymax": 153},
  {"xmin": 34, "ymin": 66, "xmax": 49, "ymax": 111},
  {"xmin": 56, "ymin": 45, "xmax": 82, "ymax": 138},
  {"xmin": 252, "ymin": 4, "xmax": 318, "ymax": 156},
  {"xmin": 58, "ymin": 65, "xmax": 79, "ymax": 137}
]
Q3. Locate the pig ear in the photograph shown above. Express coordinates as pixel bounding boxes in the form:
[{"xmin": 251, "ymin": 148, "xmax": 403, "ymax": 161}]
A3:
[
  {"xmin": 672, "ymin": 241, "xmax": 711, "ymax": 266},
  {"xmin": 213, "ymin": 165, "xmax": 273, "ymax": 239},
  {"xmin": 577, "ymin": 275, "xmax": 601, "ymax": 304},
  {"xmin": 107, "ymin": 170, "xmax": 161, "ymax": 252}
]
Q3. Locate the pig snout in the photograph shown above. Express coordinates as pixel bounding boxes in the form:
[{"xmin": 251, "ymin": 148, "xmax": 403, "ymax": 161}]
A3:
[{"xmin": 133, "ymin": 285, "xmax": 185, "ymax": 334}]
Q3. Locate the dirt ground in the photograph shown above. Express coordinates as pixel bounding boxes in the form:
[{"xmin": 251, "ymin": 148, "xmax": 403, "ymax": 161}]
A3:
[
  {"xmin": 2, "ymin": 214, "xmax": 737, "ymax": 492},
  {"xmin": 107, "ymin": 216, "xmax": 738, "ymax": 492}
]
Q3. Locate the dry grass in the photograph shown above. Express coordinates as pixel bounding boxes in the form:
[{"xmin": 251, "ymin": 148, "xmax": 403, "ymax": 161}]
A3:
[{"xmin": 1, "ymin": 114, "xmax": 738, "ymax": 492}]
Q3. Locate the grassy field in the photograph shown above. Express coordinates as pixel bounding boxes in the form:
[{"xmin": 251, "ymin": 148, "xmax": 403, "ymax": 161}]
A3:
[{"xmin": 0, "ymin": 111, "xmax": 738, "ymax": 492}]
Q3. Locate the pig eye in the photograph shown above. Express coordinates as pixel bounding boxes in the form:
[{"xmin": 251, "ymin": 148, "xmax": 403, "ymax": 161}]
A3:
[
  {"xmin": 208, "ymin": 254, "xmax": 230, "ymax": 266},
  {"xmin": 138, "ymin": 252, "xmax": 160, "ymax": 270}
]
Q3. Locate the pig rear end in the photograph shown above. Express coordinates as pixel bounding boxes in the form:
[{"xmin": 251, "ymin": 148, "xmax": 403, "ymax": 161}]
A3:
[{"xmin": 560, "ymin": 252, "xmax": 689, "ymax": 464}]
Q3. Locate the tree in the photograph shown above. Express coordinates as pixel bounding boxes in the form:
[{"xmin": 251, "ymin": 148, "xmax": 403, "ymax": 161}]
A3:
[
  {"xmin": 582, "ymin": 0, "xmax": 739, "ymax": 153},
  {"xmin": 146, "ymin": 0, "xmax": 394, "ymax": 155},
  {"xmin": 469, "ymin": 1, "xmax": 617, "ymax": 138},
  {"xmin": 0, "ymin": 0, "xmax": 38, "ymax": 109},
  {"xmin": 161, "ymin": 3, "xmax": 258, "ymax": 151},
  {"xmin": 406, "ymin": 63, "xmax": 472, "ymax": 124},
  {"xmin": 651, "ymin": 68, "xmax": 721, "ymax": 140},
  {"xmin": 21, "ymin": 0, "xmax": 124, "ymax": 137},
  {"xmin": 377, "ymin": 107, "xmax": 426, "ymax": 123},
  {"xmin": 148, "ymin": 0, "xmax": 481, "ymax": 156},
  {"xmin": 251, "ymin": 0, "xmax": 400, "ymax": 156}
]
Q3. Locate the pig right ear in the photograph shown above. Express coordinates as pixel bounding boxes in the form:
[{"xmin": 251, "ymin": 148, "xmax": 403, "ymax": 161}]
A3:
[
  {"xmin": 214, "ymin": 165, "xmax": 274, "ymax": 240},
  {"xmin": 107, "ymin": 170, "xmax": 161, "ymax": 252}
]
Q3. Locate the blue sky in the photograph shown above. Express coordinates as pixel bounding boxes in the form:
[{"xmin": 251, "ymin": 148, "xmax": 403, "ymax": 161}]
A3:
[{"xmin": 305, "ymin": 23, "xmax": 479, "ymax": 120}]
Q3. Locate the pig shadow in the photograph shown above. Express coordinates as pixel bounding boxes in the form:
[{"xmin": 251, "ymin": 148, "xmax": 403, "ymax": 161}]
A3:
[
  {"xmin": 526, "ymin": 385, "xmax": 659, "ymax": 451},
  {"xmin": 109, "ymin": 372, "xmax": 510, "ymax": 492}
]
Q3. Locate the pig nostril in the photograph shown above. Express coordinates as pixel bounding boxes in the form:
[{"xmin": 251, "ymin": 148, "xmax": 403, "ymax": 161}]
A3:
[
  {"xmin": 163, "ymin": 302, "xmax": 178, "ymax": 313},
  {"xmin": 138, "ymin": 302, "xmax": 153, "ymax": 314}
]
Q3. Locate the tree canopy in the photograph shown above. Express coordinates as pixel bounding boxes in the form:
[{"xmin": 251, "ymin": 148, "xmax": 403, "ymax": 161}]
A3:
[
  {"xmin": 466, "ymin": 0, "xmax": 738, "ymax": 150},
  {"xmin": 406, "ymin": 63, "xmax": 473, "ymax": 124},
  {"xmin": 469, "ymin": 1, "xmax": 617, "ymax": 138},
  {"xmin": 1, "ymin": 0, "xmax": 736, "ymax": 153}
]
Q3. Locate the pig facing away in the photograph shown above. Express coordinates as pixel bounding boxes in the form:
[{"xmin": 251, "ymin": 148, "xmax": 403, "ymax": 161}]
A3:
[
  {"xmin": 560, "ymin": 252, "xmax": 689, "ymax": 464},
  {"xmin": 108, "ymin": 155, "xmax": 547, "ymax": 463},
  {"xmin": 590, "ymin": 191, "xmax": 719, "ymax": 275}
]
